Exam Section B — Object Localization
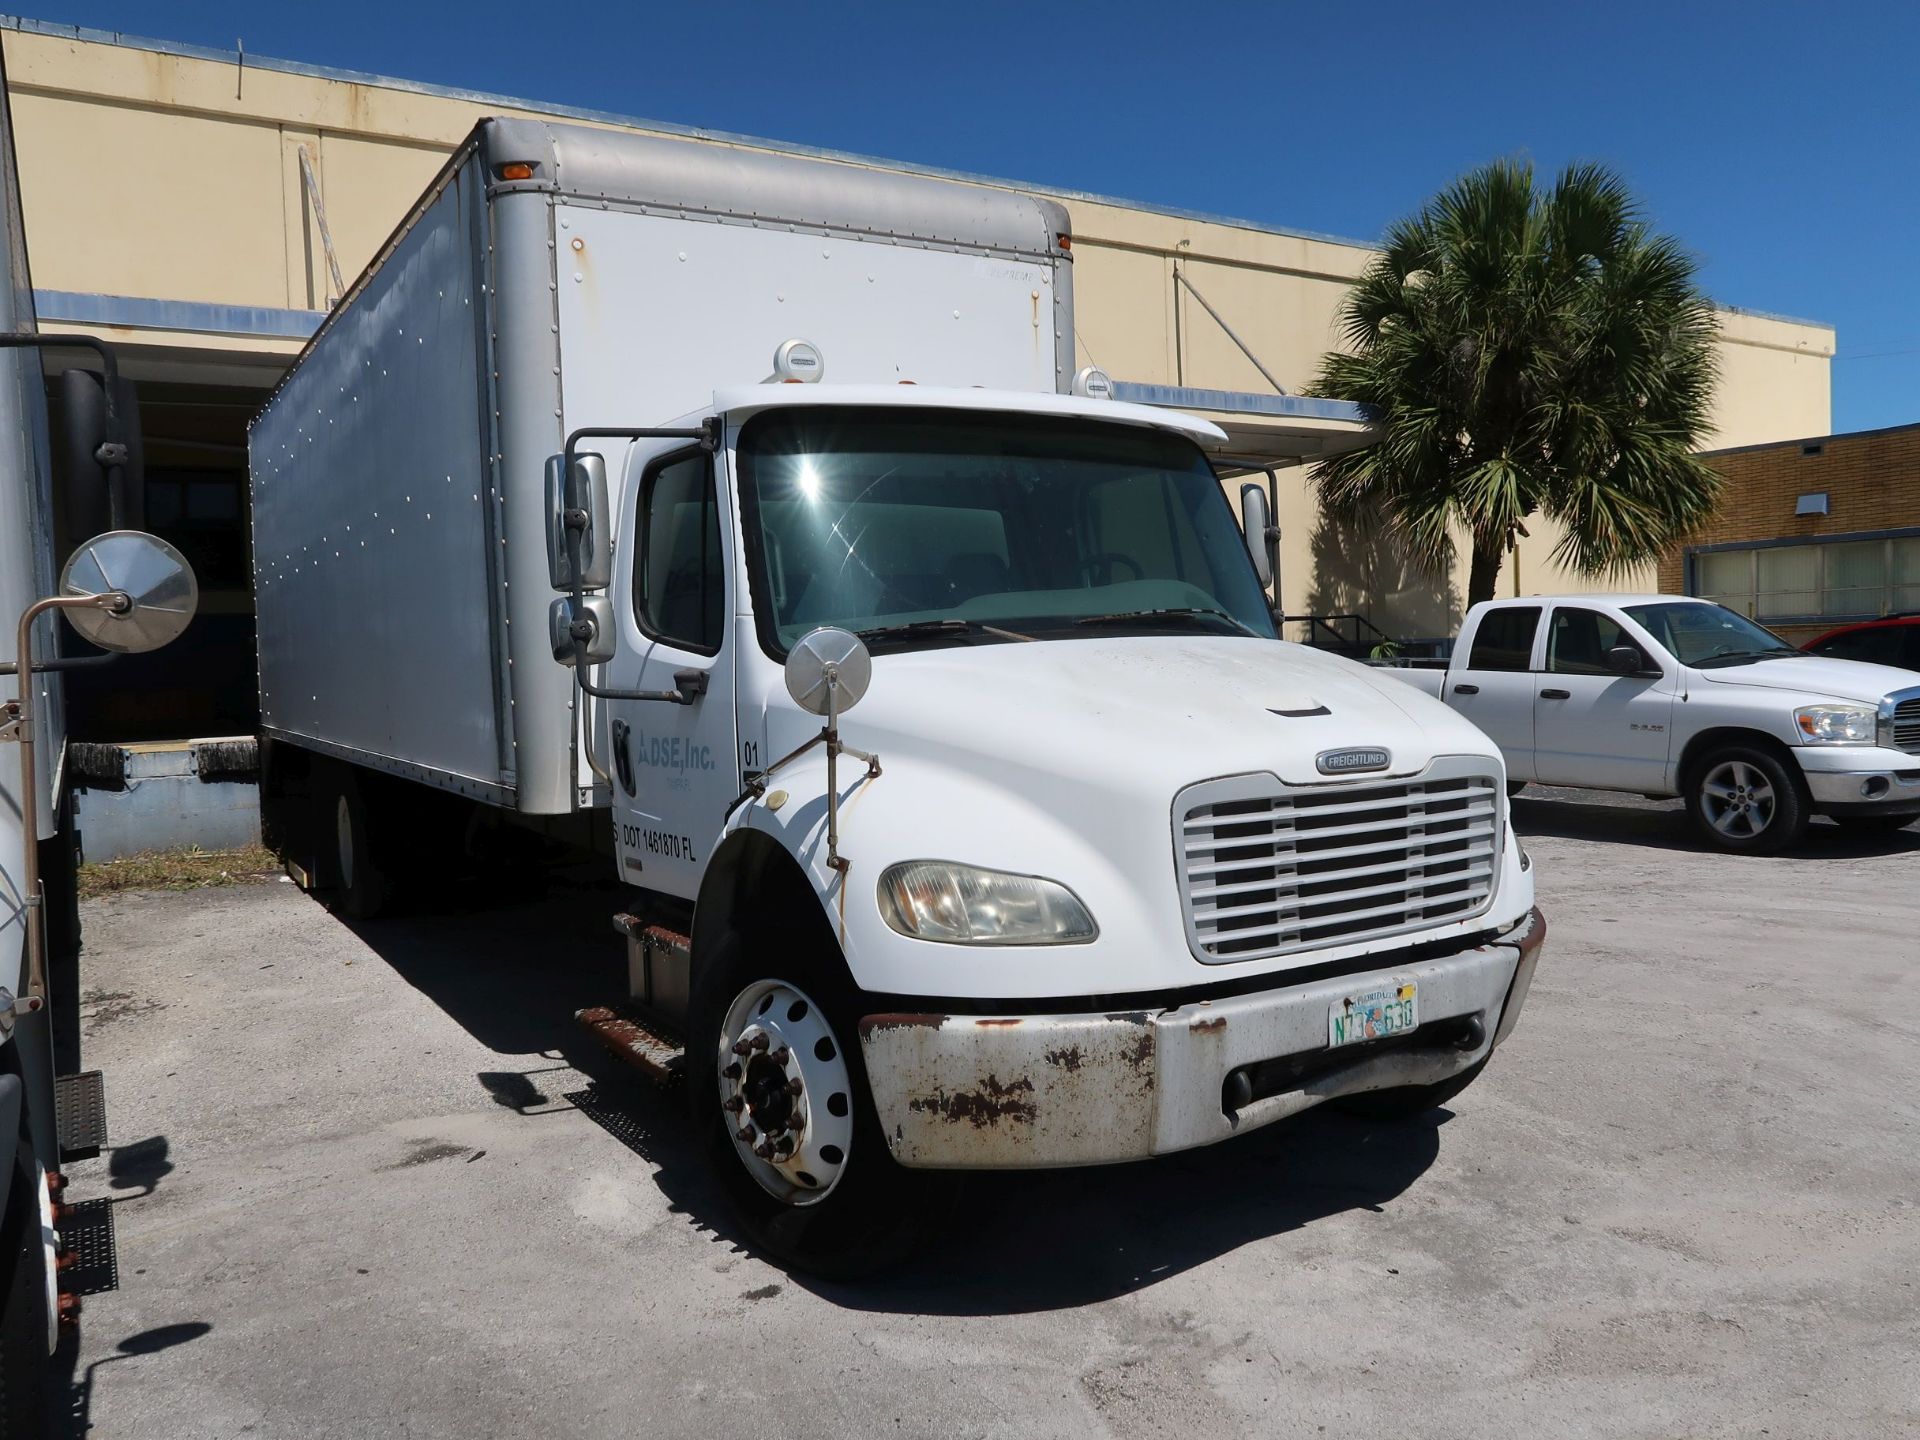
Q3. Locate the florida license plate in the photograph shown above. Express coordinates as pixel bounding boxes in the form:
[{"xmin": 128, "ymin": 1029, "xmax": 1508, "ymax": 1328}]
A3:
[{"xmin": 1330, "ymin": 981, "xmax": 1417, "ymax": 1047}]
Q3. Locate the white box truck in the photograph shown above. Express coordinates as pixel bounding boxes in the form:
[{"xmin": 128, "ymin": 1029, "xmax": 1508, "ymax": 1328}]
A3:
[{"xmin": 249, "ymin": 118, "xmax": 1546, "ymax": 1268}]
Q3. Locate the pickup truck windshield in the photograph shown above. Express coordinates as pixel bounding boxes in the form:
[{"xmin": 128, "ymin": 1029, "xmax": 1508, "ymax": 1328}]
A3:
[
  {"xmin": 1623, "ymin": 601, "xmax": 1802, "ymax": 667},
  {"xmin": 735, "ymin": 407, "xmax": 1276, "ymax": 654}
]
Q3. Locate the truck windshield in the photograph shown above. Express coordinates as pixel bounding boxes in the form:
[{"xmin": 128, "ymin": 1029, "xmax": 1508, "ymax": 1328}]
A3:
[
  {"xmin": 1623, "ymin": 602, "xmax": 1802, "ymax": 667},
  {"xmin": 734, "ymin": 407, "xmax": 1276, "ymax": 654}
]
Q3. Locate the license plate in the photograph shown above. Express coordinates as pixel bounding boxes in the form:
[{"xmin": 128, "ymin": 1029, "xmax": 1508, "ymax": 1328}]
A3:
[{"xmin": 1330, "ymin": 981, "xmax": 1418, "ymax": 1048}]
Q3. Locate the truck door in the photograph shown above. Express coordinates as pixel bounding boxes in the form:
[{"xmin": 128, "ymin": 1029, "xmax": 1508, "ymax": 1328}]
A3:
[
  {"xmin": 1447, "ymin": 605, "xmax": 1542, "ymax": 781},
  {"xmin": 1531, "ymin": 604, "xmax": 1676, "ymax": 792},
  {"xmin": 605, "ymin": 446, "xmax": 739, "ymax": 900}
]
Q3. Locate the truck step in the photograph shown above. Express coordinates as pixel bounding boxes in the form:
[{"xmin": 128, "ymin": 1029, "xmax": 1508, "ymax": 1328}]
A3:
[
  {"xmin": 54, "ymin": 1070, "xmax": 107, "ymax": 1161},
  {"xmin": 577, "ymin": 1005, "xmax": 685, "ymax": 1086}
]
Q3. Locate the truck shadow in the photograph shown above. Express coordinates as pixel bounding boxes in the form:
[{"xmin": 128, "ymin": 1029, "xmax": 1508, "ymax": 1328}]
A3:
[
  {"xmin": 564, "ymin": 1072, "xmax": 1445, "ymax": 1315},
  {"xmin": 1512, "ymin": 791, "xmax": 1920, "ymax": 858},
  {"xmin": 334, "ymin": 862, "xmax": 1446, "ymax": 1314}
]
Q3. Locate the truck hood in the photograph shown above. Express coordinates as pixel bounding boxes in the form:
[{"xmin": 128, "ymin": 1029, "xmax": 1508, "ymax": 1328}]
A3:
[
  {"xmin": 1692, "ymin": 655, "xmax": 1920, "ymax": 705},
  {"xmin": 839, "ymin": 636, "xmax": 1500, "ymax": 794}
]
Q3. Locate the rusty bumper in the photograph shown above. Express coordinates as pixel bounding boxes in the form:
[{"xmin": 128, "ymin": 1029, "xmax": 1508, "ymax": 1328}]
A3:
[{"xmin": 859, "ymin": 907, "xmax": 1547, "ymax": 1169}]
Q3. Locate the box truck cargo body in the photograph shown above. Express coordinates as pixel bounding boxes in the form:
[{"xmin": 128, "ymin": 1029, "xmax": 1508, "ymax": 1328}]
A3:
[
  {"xmin": 251, "ymin": 118, "xmax": 1072, "ymax": 816},
  {"xmin": 249, "ymin": 119, "xmax": 1545, "ymax": 1269}
]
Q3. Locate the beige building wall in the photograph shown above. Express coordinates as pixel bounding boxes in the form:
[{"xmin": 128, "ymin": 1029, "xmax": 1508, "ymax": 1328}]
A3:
[{"xmin": 2, "ymin": 21, "xmax": 1837, "ymax": 644}]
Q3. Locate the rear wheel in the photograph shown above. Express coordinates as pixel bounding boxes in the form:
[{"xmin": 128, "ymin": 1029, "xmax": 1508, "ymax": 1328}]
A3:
[
  {"xmin": 1684, "ymin": 745, "xmax": 1809, "ymax": 855},
  {"xmin": 316, "ymin": 765, "xmax": 391, "ymax": 920},
  {"xmin": 686, "ymin": 936, "xmax": 932, "ymax": 1276},
  {"xmin": 1334, "ymin": 1057, "xmax": 1487, "ymax": 1121}
]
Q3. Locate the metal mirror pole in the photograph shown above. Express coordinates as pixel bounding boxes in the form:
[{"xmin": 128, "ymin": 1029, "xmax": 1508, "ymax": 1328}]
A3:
[{"xmin": 7, "ymin": 590, "xmax": 131, "ymax": 1015}]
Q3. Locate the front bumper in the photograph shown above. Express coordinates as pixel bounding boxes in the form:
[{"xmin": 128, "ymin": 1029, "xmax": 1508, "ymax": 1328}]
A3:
[
  {"xmin": 858, "ymin": 907, "xmax": 1547, "ymax": 1169},
  {"xmin": 1798, "ymin": 756, "xmax": 1920, "ymax": 815}
]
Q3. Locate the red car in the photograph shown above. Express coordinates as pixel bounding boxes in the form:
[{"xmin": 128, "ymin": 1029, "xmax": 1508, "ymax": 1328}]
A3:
[{"xmin": 1803, "ymin": 613, "xmax": 1920, "ymax": 669}]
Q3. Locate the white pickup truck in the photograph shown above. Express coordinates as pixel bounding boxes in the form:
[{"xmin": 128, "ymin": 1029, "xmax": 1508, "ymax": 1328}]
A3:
[{"xmin": 1388, "ymin": 595, "xmax": 1920, "ymax": 852}]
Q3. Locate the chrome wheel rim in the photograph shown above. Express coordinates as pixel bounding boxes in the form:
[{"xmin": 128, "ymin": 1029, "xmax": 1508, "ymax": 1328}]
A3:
[
  {"xmin": 336, "ymin": 795, "xmax": 355, "ymax": 889},
  {"xmin": 716, "ymin": 980, "xmax": 854, "ymax": 1206},
  {"xmin": 1702, "ymin": 760, "xmax": 1776, "ymax": 838}
]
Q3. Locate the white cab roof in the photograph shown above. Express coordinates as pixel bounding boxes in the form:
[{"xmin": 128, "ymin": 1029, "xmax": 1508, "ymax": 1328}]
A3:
[{"xmin": 697, "ymin": 384, "xmax": 1229, "ymax": 446}]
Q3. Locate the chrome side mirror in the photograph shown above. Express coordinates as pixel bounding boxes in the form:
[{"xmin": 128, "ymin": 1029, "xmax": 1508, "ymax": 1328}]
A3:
[
  {"xmin": 59, "ymin": 529, "xmax": 197, "ymax": 652},
  {"xmin": 549, "ymin": 594, "xmax": 615, "ymax": 665},
  {"xmin": 784, "ymin": 626, "xmax": 872, "ymax": 718},
  {"xmin": 545, "ymin": 452, "xmax": 610, "ymax": 591},
  {"xmin": 1239, "ymin": 482, "xmax": 1274, "ymax": 591}
]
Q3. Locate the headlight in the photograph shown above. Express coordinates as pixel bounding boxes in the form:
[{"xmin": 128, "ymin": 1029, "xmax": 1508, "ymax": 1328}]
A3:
[
  {"xmin": 877, "ymin": 861, "xmax": 1098, "ymax": 945},
  {"xmin": 1793, "ymin": 704, "xmax": 1876, "ymax": 744}
]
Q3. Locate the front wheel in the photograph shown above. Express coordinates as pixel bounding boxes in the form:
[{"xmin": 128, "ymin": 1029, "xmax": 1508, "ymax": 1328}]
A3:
[
  {"xmin": 685, "ymin": 938, "xmax": 934, "ymax": 1276},
  {"xmin": 0, "ymin": 1164, "xmax": 53, "ymax": 1438},
  {"xmin": 1684, "ymin": 746, "xmax": 1809, "ymax": 855}
]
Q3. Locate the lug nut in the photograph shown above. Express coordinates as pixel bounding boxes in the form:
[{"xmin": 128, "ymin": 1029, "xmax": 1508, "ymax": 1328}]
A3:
[
  {"xmin": 722, "ymin": 1095, "xmax": 744, "ymax": 1113},
  {"xmin": 46, "ymin": 1172, "xmax": 67, "ymax": 1195},
  {"xmin": 748, "ymin": 1033, "xmax": 769, "ymax": 1053},
  {"xmin": 57, "ymin": 1293, "xmax": 81, "ymax": 1327},
  {"xmin": 787, "ymin": 1111, "xmax": 804, "ymax": 1132},
  {"xmin": 735, "ymin": 1124, "xmax": 756, "ymax": 1143},
  {"xmin": 753, "ymin": 1140, "xmax": 775, "ymax": 1160},
  {"xmin": 722, "ymin": 1062, "xmax": 742, "ymax": 1081},
  {"xmin": 55, "ymin": 1250, "xmax": 78, "ymax": 1273},
  {"xmin": 785, "ymin": 1077, "xmax": 803, "ymax": 1096},
  {"xmin": 769, "ymin": 1046, "xmax": 790, "ymax": 1066}
]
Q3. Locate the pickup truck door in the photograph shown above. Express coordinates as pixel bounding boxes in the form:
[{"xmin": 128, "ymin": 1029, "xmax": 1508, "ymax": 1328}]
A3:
[
  {"xmin": 603, "ymin": 446, "xmax": 739, "ymax": 900},
  {"xmin": 1446, "ymin": 605, "xmax": 1543, "ymax": 781},
  {"xmin": 1531, "ymin": 604, "xmax": 1676, "ymax": 792}
]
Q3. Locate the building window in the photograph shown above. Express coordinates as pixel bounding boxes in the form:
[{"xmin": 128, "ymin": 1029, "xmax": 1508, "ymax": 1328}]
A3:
[{"xmin": 1692, "ymin": 535, "xmax": 1920, "ymax": 620}]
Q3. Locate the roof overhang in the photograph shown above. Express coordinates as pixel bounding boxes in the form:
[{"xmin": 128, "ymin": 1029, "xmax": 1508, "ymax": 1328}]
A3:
[{"xmin": 1111, "ymin": 382, "xmax": 1377, "ymax": 476}]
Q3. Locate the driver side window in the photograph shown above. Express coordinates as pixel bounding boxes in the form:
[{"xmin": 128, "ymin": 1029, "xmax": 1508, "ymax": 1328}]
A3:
[
  {"xmin": 634, "ymin": 451, "xmax": 724, "ymax": 655},
  {"xmin": 1547, "ymin": 607, "xmax": 1633, "ymax": 674}
]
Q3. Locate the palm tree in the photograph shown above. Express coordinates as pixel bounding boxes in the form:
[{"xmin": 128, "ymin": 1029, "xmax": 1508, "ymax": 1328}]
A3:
[{"xmin": 1312, "ymin": 160, "xmax": 1720, "ymax": 607}]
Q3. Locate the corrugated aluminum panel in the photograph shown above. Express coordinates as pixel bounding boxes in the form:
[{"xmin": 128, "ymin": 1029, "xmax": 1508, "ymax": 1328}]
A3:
[{"xmin": 249, "ymin": 157, "xmax": 510, "ymax": 799}]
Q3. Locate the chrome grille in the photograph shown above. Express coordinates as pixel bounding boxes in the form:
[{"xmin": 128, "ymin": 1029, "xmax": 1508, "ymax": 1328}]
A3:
[
  {"xmin": 1892, "ymin": 697, "xmax": 1920, "ymax": 754},
  {"xmin": 1176, "ymin": 770, "xmax": 1501, "ymax": 962}
]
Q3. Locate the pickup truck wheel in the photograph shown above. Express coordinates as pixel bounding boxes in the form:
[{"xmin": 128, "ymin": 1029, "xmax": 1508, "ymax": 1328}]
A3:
[
  {"xmin": 0, "ymin": 1163, "xmax": 53, "ymax": 1438},
  {"xmin": 1686, "ymin": 746, "xmax": 1808, "ymax": 854},
  {"xmin": 686, "ymin": 937, "xmax": 933, "ymax": 1277},
  {"xmin": 317, "ymin": 767, "xmax": 391, "ymax": 920}
]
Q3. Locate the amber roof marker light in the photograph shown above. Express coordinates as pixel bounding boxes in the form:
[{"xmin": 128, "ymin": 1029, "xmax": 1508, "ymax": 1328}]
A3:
[{"xmin": 497, "ymin": 162, "xmax": 535, "ymax": 181}]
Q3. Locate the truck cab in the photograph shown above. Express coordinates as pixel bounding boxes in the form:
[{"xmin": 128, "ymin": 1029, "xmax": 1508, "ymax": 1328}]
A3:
[
  {"xmin": 559, "ymin": 381, "xmax": 1545, "ymax": 1263},
  {"xmin": 1398, "ymin": 595, "xmax": 1920, "ymax": 851}
]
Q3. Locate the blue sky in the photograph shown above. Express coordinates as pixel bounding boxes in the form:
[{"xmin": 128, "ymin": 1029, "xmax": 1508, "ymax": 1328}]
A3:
[{"xmin": 21, "ymin": 1, "xmax": 1920, "ymax": 433}]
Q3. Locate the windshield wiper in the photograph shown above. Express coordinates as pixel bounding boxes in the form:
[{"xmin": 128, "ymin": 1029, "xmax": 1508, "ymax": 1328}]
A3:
[
  {"xmin": 1694, "ymin": 647, "xmax": 1803, "ymax": 668},
  {"xmin": 1073, "ymin": 606, "xmax": 1259, "ymax": 637},
  {"xmin": 856, "ymin": 619, "xmax": 1035, "ymax": 644}
]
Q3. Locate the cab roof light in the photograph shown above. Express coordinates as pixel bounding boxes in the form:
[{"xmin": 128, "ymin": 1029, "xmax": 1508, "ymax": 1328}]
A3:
[
  {"xmin": 497, "ymin": 162, "xmax": 535, "ymax": 181},
  {"xmin": 1056, "ymin": 232, "xmax": 1072, "ymax": 251}
]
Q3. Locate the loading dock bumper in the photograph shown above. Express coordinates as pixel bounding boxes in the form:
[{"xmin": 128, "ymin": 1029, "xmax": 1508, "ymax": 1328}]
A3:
[{"xmin": 859, "ymin": 907, "xmax": 1546, "ymax": 1169}]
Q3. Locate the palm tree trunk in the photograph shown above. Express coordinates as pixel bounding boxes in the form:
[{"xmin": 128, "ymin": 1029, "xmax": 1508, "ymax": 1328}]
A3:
[{"xmin": 1466, "ymin": 535, "xmax": 1507, "ymax": 608}]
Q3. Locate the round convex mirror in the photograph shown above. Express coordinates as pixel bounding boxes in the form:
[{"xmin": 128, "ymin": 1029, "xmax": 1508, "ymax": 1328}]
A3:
[
  {"xmin": 59, "ymin": 529, "xmax": 198, "ymax": 654},
  {"xmin": 785, "ymin": 627, "xmax": 872, "ymax": 716}
]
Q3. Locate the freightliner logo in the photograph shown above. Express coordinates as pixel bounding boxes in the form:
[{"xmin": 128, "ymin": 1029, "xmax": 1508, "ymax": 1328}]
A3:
[{"xmin": 1316, "ymin": 747, "xmax": 1391, "ymax": 775}]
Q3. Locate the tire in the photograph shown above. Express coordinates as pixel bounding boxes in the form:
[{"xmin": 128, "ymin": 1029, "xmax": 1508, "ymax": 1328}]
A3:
[
  {"xmin": 316, "ymin": 765, "xmax": 391, "ymax": 920},
  {"xmin": 685, "ymin": 934, "xmax": 934, "ymax": 1277},
  {"xmin": 1832, "ymin": 813, "xmax": 1916, "ymax": 838},
  {"xmin": 0, "ymin": 1165, "xmax": 52, "ymax": 1438},
  {"xmin": 1684, "ymin": 745, "xmax": 1810, "ymax": 855},
  {"xmin": 1334, "ymin": 1057, "xmax": 1488, "ymax": 1122}
]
